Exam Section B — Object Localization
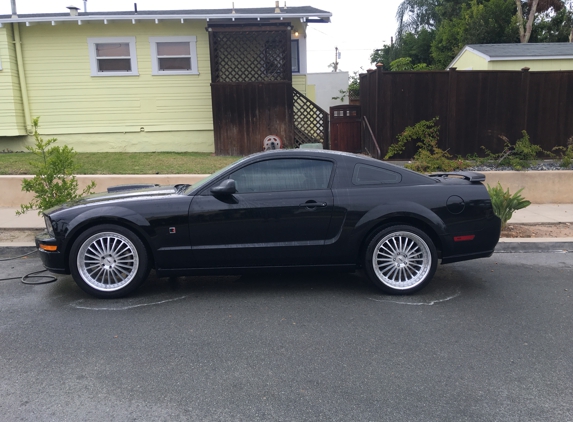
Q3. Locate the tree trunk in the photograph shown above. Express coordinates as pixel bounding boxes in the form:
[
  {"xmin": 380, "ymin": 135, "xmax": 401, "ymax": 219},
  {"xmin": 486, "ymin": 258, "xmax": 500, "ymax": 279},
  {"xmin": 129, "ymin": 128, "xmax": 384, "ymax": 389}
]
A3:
[{"xmin": 515, "ymin": 0, "xmax": 540, "ymax": 43}]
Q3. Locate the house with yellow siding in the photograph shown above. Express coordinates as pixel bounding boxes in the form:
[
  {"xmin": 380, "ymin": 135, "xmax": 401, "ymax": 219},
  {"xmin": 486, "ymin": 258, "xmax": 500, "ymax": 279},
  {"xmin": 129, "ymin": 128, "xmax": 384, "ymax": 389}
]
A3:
[
  {"xmin": 448, "ymin": 43, "xmax": 573, "ymax": 71},
  {"xmin": 0, "ymin": 5, "xmax": 331, "ymax": 155}
]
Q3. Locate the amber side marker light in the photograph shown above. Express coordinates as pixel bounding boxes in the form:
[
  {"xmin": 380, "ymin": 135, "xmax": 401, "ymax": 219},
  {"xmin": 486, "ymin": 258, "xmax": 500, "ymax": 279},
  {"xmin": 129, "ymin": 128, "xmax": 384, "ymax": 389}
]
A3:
[
  {"xmin": 39, "ymin": 244, "xmax": 57, "ymax": 252},
  {"xmin": 454, "ymin": 235, "xmax": 475, "ymax": 242}
]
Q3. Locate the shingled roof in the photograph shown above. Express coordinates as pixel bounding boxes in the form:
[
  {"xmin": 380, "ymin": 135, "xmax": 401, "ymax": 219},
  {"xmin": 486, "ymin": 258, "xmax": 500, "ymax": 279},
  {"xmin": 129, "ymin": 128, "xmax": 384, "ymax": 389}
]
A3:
[{"xmin": 447, "ymin": 43, "xmax": 573, "ymax": 69}]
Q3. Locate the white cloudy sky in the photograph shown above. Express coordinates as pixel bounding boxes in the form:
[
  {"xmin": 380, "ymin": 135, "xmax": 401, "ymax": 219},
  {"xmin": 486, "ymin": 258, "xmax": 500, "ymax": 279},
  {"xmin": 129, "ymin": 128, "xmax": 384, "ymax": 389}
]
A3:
[{"xmin": 1, "ymin": 0, "xmax": 403, "ymax": 74}]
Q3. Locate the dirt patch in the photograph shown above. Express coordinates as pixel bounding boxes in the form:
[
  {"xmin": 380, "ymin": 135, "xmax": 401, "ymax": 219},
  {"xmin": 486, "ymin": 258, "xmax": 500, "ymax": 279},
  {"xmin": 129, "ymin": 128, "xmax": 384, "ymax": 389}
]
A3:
[
  {"xmin": 501, "ymin": 223, "xmax": 573, "ymax": 238},
  {"xmin": 0, "ymin": 229, "xmax": 42, "ymax": 243}
]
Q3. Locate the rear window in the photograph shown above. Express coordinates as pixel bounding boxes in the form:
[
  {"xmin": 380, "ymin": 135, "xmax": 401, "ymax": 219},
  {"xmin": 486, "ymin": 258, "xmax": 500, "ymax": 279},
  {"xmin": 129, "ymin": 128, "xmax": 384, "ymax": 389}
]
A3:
[{"xmin": 352, "ymin": 164, "xmax": 401, "ymax": 185}]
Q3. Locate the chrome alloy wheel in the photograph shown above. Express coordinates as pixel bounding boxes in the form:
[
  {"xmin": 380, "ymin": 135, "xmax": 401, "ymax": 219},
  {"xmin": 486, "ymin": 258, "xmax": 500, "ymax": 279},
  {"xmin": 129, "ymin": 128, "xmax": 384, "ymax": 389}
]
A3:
[
  {"xmin": 77, "ymin": 232, "xmax": 140, "ymax": 292},
  {"xmin": 372, "ymin": 231, "xmax": 431, "ymax": 290}
]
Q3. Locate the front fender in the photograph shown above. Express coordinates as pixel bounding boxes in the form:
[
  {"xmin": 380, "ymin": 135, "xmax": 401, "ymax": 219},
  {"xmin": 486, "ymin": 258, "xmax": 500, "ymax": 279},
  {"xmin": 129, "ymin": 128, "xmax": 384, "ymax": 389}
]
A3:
[{"xmin": 55, "ymin": 206, "xmax": 151, "ymax": 238}]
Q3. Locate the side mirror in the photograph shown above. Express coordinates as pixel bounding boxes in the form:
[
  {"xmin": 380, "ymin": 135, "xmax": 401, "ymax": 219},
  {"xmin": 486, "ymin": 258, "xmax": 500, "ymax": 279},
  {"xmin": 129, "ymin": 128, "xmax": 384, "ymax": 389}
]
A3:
[{"xmin": 210, "ymin": 179, "xmax": 237, "ymax": 195}]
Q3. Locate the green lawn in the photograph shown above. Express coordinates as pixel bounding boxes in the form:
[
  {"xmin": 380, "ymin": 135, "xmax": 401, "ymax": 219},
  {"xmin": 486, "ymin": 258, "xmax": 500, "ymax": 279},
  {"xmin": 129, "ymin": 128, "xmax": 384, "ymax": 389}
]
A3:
[{"xmin": 0, "ymin": 152, "xmax": 241, "ymax": 175}]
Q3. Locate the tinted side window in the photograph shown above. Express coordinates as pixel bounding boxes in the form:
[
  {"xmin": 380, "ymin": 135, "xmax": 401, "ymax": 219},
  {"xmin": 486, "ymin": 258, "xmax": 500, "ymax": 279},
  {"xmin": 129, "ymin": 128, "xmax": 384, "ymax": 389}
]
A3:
[
  {"xmin": 352, "ymin": 164, "xmax": 401, "ymax": 185},
  {"xmin": 230, "ymin": 158, "xmax": 333, "ymax": 193}
]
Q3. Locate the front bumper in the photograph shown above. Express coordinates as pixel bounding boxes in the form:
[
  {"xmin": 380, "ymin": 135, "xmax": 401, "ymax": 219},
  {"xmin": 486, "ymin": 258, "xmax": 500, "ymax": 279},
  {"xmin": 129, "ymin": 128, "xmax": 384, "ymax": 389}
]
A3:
[{"xmin": 35, "ymin": 231, "xmax": 69, "ymax": 274}]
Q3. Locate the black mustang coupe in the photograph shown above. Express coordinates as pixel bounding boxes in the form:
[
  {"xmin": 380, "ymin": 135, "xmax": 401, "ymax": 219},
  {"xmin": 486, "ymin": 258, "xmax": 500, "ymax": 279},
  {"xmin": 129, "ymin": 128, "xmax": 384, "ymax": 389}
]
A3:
[{"xmin": 36, "ymin": 150, "xmax": 501, "ymax": 298}]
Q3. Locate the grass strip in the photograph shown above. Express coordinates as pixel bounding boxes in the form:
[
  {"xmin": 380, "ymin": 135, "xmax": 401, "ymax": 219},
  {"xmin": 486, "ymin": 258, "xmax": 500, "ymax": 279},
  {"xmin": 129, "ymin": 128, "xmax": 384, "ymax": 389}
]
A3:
[{"xmin": 0, "ymin": 152, "xmax": 240, "ymax": 175}]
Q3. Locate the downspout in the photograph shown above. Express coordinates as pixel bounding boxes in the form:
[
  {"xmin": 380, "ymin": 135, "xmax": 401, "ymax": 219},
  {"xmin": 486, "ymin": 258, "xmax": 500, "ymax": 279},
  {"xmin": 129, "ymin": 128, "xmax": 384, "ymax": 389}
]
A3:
[{"xmin": 12, "ymin": 22, "xmax": 33, "ymax": 134}]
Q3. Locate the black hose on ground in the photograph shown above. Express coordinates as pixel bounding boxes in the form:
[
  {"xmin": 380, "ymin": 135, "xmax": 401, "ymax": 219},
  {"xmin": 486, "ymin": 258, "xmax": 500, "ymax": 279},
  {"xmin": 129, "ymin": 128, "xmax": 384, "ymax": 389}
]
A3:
[{"xmin": 0, "ymin": 250, "xmax": 57, "ymax": 285}]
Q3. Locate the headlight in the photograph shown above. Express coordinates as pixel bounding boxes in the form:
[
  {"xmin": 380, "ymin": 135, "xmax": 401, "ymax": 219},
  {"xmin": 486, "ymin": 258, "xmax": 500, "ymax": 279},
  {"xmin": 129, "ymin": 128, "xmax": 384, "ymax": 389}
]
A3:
[{"xmin": 44, "ymin": 216, "xmax": 55, "ymax": 237}]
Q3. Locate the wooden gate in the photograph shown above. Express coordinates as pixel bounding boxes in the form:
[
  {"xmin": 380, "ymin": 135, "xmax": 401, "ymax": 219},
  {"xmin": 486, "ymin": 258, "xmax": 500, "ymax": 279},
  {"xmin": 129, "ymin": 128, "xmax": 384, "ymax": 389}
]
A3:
[{"xmin": 329, "ymin": 105, "xmax": 361, "ymax": 153}]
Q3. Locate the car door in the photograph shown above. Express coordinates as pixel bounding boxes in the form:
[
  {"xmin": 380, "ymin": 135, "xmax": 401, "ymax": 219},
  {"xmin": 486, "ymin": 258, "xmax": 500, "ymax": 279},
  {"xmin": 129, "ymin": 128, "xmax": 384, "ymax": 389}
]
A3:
[{"xmin": 188, "ymin": 157, "xmax": 335, "ymax": 268}]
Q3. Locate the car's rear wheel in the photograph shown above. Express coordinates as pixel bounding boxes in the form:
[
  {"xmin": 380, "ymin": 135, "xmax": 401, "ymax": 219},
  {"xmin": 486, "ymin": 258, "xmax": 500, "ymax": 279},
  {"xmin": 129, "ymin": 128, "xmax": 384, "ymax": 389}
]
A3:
[
  {"xmin": 365, "ymin": 225, "xmax": 437, "ymax": 295},
  {"xmin": 69, "ymin": 225, "xmax": 150, "ymax": 298}
]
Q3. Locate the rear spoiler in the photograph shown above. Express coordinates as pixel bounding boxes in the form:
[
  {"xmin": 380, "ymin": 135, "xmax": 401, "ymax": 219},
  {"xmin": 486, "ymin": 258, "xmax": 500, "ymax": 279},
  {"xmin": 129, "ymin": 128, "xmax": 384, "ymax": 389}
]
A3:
[{"xmin": 428, "ymin": 172, "xmax": 486, "ymax": 182}]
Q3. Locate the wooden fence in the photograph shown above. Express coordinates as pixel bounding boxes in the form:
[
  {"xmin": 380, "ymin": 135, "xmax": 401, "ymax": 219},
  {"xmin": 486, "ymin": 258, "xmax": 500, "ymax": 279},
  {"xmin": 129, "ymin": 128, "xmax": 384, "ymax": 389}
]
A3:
[{"xmin": 360, "ymin": 68, "xmax": 573, "ymax": 159}]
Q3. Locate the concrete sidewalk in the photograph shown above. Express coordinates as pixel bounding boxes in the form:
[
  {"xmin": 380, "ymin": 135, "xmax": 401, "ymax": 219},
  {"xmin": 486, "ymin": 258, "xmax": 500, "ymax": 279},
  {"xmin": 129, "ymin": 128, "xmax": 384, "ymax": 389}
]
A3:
[{"xmin": 1, "ymin": 205, "xmax": 573, "ymax": 252}]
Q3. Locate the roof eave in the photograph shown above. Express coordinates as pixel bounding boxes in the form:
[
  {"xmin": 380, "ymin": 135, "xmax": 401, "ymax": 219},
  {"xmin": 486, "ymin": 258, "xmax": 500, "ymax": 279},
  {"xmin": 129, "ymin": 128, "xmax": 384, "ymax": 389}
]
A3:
[
  {"xmin": 0, "ymin": 12, "xmax": 331, "ymax": 25},
  {"xmin": 488, "ymin": 55, "xmax": 573, "ymax": 61}
]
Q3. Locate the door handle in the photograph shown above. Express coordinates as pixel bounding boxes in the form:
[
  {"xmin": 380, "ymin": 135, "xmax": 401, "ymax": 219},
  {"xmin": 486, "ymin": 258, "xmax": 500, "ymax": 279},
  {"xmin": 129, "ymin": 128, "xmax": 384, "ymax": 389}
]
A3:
[{"xmin": 299, "ymin": 201, "xmax": 327, "ymax": 208}]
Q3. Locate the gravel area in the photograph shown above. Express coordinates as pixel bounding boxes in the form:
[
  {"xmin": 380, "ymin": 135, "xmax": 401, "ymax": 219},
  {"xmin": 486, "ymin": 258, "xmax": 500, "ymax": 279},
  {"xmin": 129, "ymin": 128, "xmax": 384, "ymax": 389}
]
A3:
[
  {"xmin": 387, "ymin": 160, "xmax": 572, "ymax": 172},
  {"xmin": 466, "ymin": 161, "xmax": 572, "ymax": 172}
]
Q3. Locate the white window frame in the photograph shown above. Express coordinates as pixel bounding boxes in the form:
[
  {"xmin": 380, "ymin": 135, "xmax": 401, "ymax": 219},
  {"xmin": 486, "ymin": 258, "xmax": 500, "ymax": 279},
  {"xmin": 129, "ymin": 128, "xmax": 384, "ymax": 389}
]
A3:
[
  {"xmin": 291, "ymin": 39, "xmax": 300, "ymax": 73},
  {"xmin": 291, "ymin": 35, "xmax": 307, "ymax": 74},
  {"xmin": 87, "ymin": 37, "xmax": 138, "ymax": 77},
  {"xmin": 149, "ymin": 36, "xmax": 198, "ymax": 76}
]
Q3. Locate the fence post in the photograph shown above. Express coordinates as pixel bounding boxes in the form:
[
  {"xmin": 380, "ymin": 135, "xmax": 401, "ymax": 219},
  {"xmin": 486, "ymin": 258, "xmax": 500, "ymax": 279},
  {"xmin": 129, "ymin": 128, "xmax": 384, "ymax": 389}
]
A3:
[
  {"xmin": 374, "ymin": 67, "xmax": 380, "ymax": 149},
  {"xmin": 381, "ymin": 69, "xmax": 393, "ymax": 157},
  {"xmin": 446, "ymin": 67, "xmax": 457, "ymax": 152},
  {"xmin": 520, "ymin": 67, "xmax": 531, "ymax": 133}
]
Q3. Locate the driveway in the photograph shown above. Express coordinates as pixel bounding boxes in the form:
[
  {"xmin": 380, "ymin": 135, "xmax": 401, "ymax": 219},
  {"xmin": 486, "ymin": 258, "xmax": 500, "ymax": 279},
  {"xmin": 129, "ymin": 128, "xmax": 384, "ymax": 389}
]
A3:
[{"xmin": 0, "ymin": 252, "xmax": 572, "ymax": 421}]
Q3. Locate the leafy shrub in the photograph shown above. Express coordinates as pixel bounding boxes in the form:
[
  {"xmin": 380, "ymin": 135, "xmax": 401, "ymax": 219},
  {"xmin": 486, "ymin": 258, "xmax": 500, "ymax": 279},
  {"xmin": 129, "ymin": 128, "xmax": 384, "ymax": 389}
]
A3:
[
  {"xmin": 17, "ymin": 118, "xmax": 96, "ymax": 215},
  {"xmin": 486, "ymin": 183, "xmax": 531, "ymax": 229},
  {"xmin": 385, "ymin": 117, "xmax": 469, "ymax": 173},
  {"xmin": 553, "ymin": 136, "xmax": 573, "ymax": 168},
  {"xmin": 389, "ymin": 57, "xmax": 432, "ymax": 71},
  {"xmin": 475, "ymin": 132, "xmax": 553, "ymax": 170}
]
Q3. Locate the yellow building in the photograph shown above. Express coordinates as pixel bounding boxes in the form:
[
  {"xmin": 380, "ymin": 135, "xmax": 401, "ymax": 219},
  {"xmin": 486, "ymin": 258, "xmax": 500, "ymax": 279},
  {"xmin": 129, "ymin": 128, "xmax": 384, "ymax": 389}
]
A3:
[
  {"xmin": 0, "ymin": 5, "xmax": 330, "ymax": 153},
  {"xmin": 448, "ymin": 43, "xmax": 573, "ymax": 71}
]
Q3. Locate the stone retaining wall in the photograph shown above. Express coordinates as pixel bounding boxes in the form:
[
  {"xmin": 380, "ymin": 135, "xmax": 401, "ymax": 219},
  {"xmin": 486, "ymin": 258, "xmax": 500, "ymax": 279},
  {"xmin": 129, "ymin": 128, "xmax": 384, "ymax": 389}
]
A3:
[{"xmin": 1, "ymin": 171, "xmax": 572, "ymax": 207}]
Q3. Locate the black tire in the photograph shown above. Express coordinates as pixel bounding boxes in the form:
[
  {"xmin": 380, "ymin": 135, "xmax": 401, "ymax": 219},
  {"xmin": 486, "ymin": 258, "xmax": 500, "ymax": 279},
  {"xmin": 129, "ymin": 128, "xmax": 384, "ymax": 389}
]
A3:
[
  {"xmin": 364, "ymin": 225, "xmax": 437, "ymax": 295},
  {"xmin": 69, "ymin": 224, "xmax": 150, "ymax": 298}
]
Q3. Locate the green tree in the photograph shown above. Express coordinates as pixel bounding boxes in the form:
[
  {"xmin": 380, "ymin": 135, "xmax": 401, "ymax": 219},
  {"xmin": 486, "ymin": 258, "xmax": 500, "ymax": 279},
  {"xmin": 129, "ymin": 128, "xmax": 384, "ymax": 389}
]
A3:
[
  {"xmin": 370, "ymin": 44, "xmax": 397, "ymax": 70},
  {"xmin": 389, "ymin": 57, "xmax": 431, "ymax": 70},
  {"xmin": 515, "ymin": 0, "xmax": 566, "ymax": 42},
  {"xmin": 431, "ymin": 0, "xmax": 518, "ymax": 68},
  {"xmin": 18, "ymin": 118, "xmax": 96, "ymax": 215},
  {"xmin": 372, "ymin": 0, "xmax": 572, "ymax": 74},
  {"xmin": 530, "ymin": 4, "xmax": 573, "ymax": 41},
  {"xmin": 370, "ymin": 30, "xmax": 435, "ymax": 69},
  {"xmin": 396, "ymin": 0, "xmax": 442, "ymax": 39}
]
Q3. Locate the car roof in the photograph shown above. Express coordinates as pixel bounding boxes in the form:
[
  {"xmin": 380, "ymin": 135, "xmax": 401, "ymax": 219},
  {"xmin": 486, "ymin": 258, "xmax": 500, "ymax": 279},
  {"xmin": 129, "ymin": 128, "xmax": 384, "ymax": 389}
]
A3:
[{"xmin": 253, "ymin": 148, "xmax": 381, "ymax": 162}]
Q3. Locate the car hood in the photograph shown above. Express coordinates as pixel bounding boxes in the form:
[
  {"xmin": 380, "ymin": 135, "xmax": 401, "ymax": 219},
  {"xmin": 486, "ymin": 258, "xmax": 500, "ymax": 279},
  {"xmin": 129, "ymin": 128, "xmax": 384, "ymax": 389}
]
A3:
[{"xmin": 44, "ymin": 184, "xmax": 186, "ymax": 215}]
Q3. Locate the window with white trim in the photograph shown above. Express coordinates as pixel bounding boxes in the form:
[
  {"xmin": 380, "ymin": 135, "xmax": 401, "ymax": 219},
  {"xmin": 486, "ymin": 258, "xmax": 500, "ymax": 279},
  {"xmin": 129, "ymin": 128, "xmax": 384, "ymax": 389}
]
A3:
[
  {"xmin": 87, "ymin": 37, "xmax": 138, "ymax": 76},
  {"xmin": 149, "ymin": 36, "xmax": 198, "ymax": 75}
]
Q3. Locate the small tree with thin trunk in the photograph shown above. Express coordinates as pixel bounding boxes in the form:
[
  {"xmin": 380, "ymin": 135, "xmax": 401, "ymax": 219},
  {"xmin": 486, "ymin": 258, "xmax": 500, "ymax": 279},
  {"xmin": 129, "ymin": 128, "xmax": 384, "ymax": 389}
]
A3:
[{"xmin": 17, "ymin": 117, "xmax": 96, "ymax": 215}]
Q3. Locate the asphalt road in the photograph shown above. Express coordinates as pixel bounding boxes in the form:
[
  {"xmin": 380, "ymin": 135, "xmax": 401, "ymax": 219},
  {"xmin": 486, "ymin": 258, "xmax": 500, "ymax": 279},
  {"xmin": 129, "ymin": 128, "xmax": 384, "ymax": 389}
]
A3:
[{"xmin": 0, "ymin": 251, "xmax": 572, "ymax": 421}]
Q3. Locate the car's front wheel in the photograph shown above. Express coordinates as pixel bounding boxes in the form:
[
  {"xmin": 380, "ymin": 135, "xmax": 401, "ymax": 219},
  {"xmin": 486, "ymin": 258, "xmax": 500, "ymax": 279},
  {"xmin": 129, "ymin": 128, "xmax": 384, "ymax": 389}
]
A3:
[
  {"xmin": 69, "ymin": 225, "xmax": 150, "ymax": 298},
  {"xmin": 364, "ymin": 225, "xmax": 437, "ymax": 295}
]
